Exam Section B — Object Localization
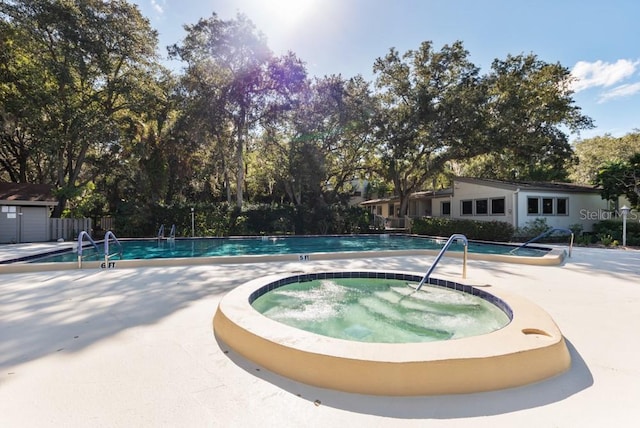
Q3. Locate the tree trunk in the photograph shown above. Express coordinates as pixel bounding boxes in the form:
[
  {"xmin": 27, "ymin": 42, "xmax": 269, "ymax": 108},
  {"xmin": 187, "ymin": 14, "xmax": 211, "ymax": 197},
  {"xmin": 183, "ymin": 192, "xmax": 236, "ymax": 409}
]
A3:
[{"xmin": 235, "ymin": 109, "xmax": 246, "ymax": 209}]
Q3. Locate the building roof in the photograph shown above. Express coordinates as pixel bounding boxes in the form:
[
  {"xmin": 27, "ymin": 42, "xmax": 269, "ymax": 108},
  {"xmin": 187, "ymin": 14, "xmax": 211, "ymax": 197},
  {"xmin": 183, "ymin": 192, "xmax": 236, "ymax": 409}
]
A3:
[
  {"xmin": 0, "ymin": 182, "xmax": 58, "ymax": 206},
  {"xmin": 360, "ymin": 197, "xmax": 397, "ymax": 206},
  {"xmin": 410, "ymin": 188, "xmax": 453, "ymax": 198},
  {"xmin": 360, "ymin": 189, "xmax": 453, "ymax": 206},
  {"xmin": 454, "ymin": 177, "xmax": 601, "ymax": 194}
]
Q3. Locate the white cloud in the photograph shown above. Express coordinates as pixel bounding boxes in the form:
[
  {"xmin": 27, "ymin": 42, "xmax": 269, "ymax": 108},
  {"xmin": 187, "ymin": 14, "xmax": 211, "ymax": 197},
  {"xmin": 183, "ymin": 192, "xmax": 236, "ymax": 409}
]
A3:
[
  {"xmin": 598, "ymin": 82, "xmax": 640, "ymax": 103},
  {"xmin": 150, "ymin": 0, "xmax": 164, "ymax": 14},
  {"xmin": 571, "ymin": 59, "xmax": 639, "ymax": 93}
]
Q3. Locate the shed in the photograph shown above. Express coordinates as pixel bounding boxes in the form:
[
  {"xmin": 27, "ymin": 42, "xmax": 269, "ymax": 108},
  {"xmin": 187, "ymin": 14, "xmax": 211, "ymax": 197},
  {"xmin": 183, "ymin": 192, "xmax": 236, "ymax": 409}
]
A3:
[{"xmin": 0, "ymin": 183, "xmax": 58, "ymax": 244}]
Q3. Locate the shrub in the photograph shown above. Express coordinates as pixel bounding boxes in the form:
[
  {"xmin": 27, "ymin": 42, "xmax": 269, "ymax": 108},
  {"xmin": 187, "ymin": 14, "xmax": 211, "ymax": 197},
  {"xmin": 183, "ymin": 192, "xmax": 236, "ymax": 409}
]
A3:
[
  {"xmin": 411, "ymin": 217, "xmax": 514, "ymax": 242},
  {"xmin": 593, "ymin": 219, "xmax": 640, "ymax": 246},
  {"xmin": 513, "ymin": 218, "xmax": 551, "ymax": 241}
]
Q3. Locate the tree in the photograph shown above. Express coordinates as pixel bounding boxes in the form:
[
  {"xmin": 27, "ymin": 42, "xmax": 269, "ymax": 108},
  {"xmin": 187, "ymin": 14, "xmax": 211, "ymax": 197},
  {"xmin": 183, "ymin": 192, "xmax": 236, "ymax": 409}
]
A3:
[
  {"xmin": 169, "ymin": 13, "xmax": 306, "ymax": 208},
  {"xmin": 245, "ymin": 73, "xmax": 377, "ymax": 233},
  {"xmin": 372, "ymin": 41, "xmax": 489, "ymax": 216},
  {"xmin": 475, "ymin": 53, "xmax": 593, "ymax": 181},
  {"xmin": 0, "ymin": 0, "xmax": 162, "ymax": 217},
  {"xmin": 570, "ymin": 131, "xmax": 640, "ymax": 184},
  {"xmin": 0, "ymin": 15, "xmax": 52, "ymax": 183},
  {"xmin": 596, "ymin": 153, "xmax": 640, "ymax": 208}
]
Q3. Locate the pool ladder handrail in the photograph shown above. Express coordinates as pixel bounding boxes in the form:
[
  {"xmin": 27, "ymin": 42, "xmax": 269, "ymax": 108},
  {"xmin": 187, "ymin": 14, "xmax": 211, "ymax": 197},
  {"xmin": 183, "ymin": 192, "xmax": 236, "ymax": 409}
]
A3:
[
  {"xmin": 157, "ymin": 224, "xmax": 176, "ymax": 241},
  {"xmin": 511, "ymin": 227, "xmax": 574, "ymax": 257},
  {"xmin": 415, "ymin": 234, "xmax": 468, "ymax": 292},
  {"xmin": 77, "ymin": 231, "xmax": 100, "ymax": 268},
  {"xmin": 104, "ymin": 230, "xmax": 123, "ymax": 266}
]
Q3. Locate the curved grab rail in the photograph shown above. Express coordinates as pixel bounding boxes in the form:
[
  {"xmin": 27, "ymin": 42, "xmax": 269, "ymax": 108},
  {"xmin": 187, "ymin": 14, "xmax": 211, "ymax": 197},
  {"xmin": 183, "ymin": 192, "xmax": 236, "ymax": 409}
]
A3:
[
  {"xmin": 416, "ymin": 234, "xmax": 468, "ymax": 292},
  {"xmin": 513, "ymin": 227, "xmax": 574, "ymax": 257},
  {"xmin": 77, "ymin": 231, "xmax": 100, "ymax": 268},
  {"xmin": 168, "ymin": 224, "xmax": 176, "ymax": 240},
  {"xmin": 104, "ymin": 230, "xmax": 123, "ymax": 266},
  {"xmin": 157, "ymin": 224, "xmax": 165, "ymax": 240}
]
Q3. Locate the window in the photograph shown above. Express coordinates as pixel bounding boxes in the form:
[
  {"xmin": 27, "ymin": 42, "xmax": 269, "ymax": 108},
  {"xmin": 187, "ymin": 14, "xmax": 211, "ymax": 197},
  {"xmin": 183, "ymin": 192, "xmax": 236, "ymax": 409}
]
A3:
[
  {"xmin": 441, "ymin": 201, "xmax": 451, "ymax": 216},
  {"xmin": 527, "ymin": 196, "xmax": 569, "ymax": 216},
  {"xmin": 556, "ymin": 198, "xmax": 568, "ymax": 215},
  {"xmin": 460, "ymin": 198, "xmax": 504, "ymax": 216},
  {"xmin": 461, "ymin": 200, "xmax": 473, "ymax": 215},
  {"xmin": 475, "ymin": 199, "xmax": 488, "ymax": 215},
  {"xmin": 491, "ymin": 198, "xmax": 505, "ymax": 215}
]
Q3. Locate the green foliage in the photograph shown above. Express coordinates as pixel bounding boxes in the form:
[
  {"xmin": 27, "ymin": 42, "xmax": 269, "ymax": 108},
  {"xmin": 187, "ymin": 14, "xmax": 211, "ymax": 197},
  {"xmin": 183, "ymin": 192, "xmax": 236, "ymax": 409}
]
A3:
[
  {"xmin": 0, "ymin": 0, "xmax": 162, "ymax": 216},
  {"xmin": 575, "ymin": 234, "xmax": 594, "ymax": 246},
  {"xmin": 570, "ymin": 132, "xmax": 640, "ymax": 184},
  {"xmin": 568, "ymin": 223, "xmax": 584, "ymax": 236},
  {"xmin": 477, "ymin": 54, "xmax": 592, "ymax": 181},
  {"xmin": 411, "ymin": 217, "xmax": 514, "ymax": 242},
  {"xmin": 597, "ymin": 234, "xmax": 615, "ymax": 246},
  {"xmin": 169, "ymin": 13, "xmax": 307, "ymax": 208},
  {"xmin": 112, "ymin": 201, "xmax": 372, "ymax": 238},
  {"xmin": 372, "ymin": 41, "xmax": 488, "ymax": 216},
  {"xmin": 595, "ymin": 153, "xmax": 640, "ymax": 208},
  {"xmin": 513, "ymin": 218, "xmax": 552, "ymax": 241},
  {"xmin": 230, "ymin": 204, "xmax": 295, "ymax": 235},
  {"xmin": 592, "ymin": 219, "xmax": 640, "ymax": 246}
]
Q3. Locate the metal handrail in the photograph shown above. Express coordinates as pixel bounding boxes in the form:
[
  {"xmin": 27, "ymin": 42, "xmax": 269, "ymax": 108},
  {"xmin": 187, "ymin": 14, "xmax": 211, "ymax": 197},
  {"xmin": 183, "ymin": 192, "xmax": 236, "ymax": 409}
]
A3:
[
  {"xmin": 512, "ymin": 227, "xmax": 574, "ymax": 257},
  {"xmin": 104, "ymin": 230, "xmax": 123, "ymax": 266},
  {"xmin": 416, "ymin": 233, "xmax": 468, "ymax": 292},
  {"xmin": 77, "ymin": 231, "xmax": 100, "ymax": 268},
  {"xmin": 157, "ymin": 224, "xmax": 165, "ymax": 240},
  {"xmin": 168, "ymin": 224, "xmax": 176, "ymax": 240}
]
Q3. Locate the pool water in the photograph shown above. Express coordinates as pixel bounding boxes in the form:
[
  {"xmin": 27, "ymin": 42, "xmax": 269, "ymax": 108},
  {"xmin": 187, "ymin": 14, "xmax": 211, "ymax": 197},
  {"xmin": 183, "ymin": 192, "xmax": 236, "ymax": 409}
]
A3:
[
  {"xmin": 251, "ymin": 278, "xmax": 511, "ymax": 343},
  {"xmin": 23, "ymin": 235, "xmax": 548, "ymax": 263}
]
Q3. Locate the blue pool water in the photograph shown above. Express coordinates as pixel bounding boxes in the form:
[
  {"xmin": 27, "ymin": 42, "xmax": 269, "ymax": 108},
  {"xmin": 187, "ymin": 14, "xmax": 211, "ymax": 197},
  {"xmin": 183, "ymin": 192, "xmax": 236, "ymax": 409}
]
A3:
[{"xmin": 18, "ymin": 235, "xmax": 549, "ymax": 263}]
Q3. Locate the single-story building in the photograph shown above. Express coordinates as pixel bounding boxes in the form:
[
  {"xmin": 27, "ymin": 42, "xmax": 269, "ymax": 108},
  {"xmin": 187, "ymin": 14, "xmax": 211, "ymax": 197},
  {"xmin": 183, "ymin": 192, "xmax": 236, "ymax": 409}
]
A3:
[
  {"xmin": 361, "ymin": 177, "xmax": 619, "ymax": 232},
  {"xmin": 0, "ymin": 183, "xmax": 58, "ymax": 244}
]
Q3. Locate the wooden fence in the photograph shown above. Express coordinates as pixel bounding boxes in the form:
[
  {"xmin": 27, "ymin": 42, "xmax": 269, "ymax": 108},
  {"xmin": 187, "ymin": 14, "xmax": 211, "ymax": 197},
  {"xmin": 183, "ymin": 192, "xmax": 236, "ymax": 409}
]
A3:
[{"xmin": 50, "ymin": 218, "xmax": 92, "ymax": 241}]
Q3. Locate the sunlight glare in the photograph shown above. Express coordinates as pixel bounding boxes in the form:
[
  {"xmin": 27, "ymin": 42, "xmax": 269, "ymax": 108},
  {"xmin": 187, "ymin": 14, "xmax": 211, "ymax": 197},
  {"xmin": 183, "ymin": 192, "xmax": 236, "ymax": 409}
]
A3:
[{"xmin": 254, "ymin": 0, "xmax": 319, "ymax": 29}]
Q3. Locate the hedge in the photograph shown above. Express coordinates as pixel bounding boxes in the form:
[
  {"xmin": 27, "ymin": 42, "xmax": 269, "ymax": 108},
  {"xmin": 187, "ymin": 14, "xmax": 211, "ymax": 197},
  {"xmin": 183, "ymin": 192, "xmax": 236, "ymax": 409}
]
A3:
[
  {"xmin": 592, "ymin": 219, "xmax": 640, "ymax": 246},
  {"xmin": 411, "ymin": 217, "xmax": 515, "ymax": 242}
]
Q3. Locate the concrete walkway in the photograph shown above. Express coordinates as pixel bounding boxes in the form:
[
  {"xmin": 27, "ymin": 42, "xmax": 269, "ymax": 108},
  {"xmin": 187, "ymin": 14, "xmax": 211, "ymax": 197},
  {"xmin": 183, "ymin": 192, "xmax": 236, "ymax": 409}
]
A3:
[
  {"xmin": 0, "ymin": 245, "xmax": 639, "ymax": 427},
  {"xmin": 0, "ymin": 241, "xmax": 76, "ymax": 263}
]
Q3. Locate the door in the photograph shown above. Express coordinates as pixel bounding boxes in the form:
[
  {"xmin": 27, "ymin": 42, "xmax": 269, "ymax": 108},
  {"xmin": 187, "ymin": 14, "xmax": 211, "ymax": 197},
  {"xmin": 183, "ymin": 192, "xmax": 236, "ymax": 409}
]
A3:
[{"xmin": 19, "ymin": 207, "xmax": 48, "ymax": 242}]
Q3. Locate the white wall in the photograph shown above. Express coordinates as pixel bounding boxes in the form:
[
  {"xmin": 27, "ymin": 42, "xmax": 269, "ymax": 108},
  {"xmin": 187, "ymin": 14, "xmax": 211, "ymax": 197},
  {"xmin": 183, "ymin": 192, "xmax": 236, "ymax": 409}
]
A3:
[
  {"xmin": 451, "ymin": 181, "xmax": 516, "ymax": 226},
  {"xmin": 430, "ymin": 196, "xmax": 452, "ymax": 217},
  {"xmin": 517, "ymin": 191, "xmax": 609, "ymax": 232}
]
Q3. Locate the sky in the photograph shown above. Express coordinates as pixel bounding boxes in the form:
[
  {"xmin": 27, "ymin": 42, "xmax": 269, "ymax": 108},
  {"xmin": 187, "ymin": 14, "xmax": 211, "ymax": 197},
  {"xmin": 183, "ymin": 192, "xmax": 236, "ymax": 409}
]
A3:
[{"xmin": 131, "ymin": 0, "xmax": 640, "ymax": 141}]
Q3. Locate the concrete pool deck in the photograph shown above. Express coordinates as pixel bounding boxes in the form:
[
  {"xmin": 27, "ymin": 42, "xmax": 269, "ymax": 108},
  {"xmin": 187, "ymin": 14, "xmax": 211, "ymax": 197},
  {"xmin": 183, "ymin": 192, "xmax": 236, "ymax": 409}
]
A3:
[{"xmin": 0, "ymin": 244, "xmax": 639, "ymax": 427}]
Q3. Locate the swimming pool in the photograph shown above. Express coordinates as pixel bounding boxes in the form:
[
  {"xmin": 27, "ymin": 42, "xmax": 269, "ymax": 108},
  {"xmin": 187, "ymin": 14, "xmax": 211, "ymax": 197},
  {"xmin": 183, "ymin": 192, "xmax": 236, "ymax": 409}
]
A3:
[
  {"xmin": 0, "ymin": 234, "xmax": 565, "ymax": 274},
  {"xmin": 17, "ymin": 234, "xmax": 549, "ymax": 263}
]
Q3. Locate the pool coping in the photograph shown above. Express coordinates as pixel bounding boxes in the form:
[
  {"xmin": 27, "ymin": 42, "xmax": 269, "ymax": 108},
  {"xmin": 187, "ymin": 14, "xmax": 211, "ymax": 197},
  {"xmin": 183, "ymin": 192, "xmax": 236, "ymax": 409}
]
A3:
[
  {"xmin": 0, "ymin": 247, "xmax": 566, "ymax": 274},
  {"xmin": 213, "ymin": 270, "xmax": 571, "ymax": 396}
]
